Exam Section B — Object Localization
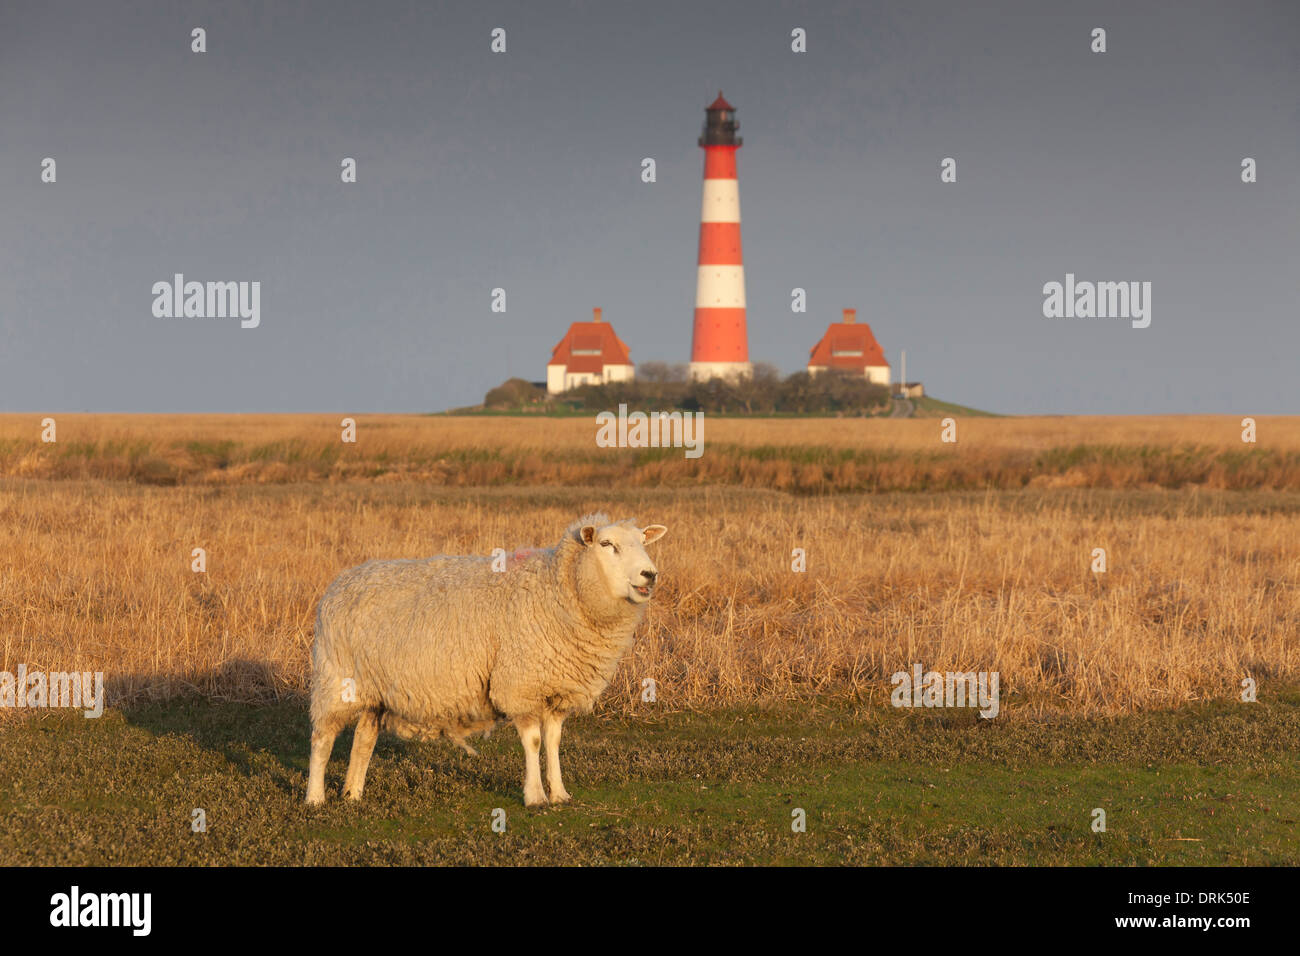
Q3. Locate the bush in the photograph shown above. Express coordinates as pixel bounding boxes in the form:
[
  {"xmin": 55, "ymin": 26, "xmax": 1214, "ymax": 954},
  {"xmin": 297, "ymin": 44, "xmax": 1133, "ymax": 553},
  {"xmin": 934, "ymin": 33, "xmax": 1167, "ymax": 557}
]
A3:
[
  {"xmin": 551, "ymin": 364, "xmax": 889, "ymax": 415},
  {"xmin": 482, "ymin": 364, "xmax": 890, "ymax": 415},
  {"xmin": 484, "ymin": 378, "xmax": 548, "ymax": 410}
]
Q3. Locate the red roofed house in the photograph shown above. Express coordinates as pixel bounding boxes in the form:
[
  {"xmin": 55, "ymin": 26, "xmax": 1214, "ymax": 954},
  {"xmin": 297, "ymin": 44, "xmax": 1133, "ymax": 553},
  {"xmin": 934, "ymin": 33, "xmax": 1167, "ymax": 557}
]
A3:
[
  {"xmin": 807, "ymin": 309, "xmax": 891, "ymax": 387},
  {"xmin": 546, "ymin": 308, "xmax": 636, "ymax": 394}
]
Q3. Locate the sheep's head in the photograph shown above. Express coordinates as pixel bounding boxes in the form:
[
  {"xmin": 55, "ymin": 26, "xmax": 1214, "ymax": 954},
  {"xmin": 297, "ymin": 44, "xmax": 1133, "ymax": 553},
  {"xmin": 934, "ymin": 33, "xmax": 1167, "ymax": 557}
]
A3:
[{"xmin": 577, "ymin": 519, "xmax": 668, "ymax": 606}]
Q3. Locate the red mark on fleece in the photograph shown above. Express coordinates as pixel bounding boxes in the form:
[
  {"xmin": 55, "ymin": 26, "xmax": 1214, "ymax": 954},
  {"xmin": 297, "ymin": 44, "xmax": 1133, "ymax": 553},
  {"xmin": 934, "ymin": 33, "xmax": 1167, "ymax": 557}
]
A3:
[{"xmin": 506, "ymin": 548, "xmax": 540, "ymax": 569}]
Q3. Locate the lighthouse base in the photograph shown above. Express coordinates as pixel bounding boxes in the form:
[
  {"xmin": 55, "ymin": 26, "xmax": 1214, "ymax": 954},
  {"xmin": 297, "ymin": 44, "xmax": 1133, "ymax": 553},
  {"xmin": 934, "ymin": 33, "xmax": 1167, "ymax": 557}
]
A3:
[{"xmin": 689, "ymin": 361, "xmax": 753, "ymax": 383}]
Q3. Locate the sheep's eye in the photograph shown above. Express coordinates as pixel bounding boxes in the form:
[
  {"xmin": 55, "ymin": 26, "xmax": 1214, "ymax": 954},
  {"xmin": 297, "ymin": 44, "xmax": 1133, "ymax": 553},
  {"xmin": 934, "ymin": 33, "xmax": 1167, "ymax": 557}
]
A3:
[{"xmin": 601, "ymin": 541, "xmax": 619, "ymax": 553}]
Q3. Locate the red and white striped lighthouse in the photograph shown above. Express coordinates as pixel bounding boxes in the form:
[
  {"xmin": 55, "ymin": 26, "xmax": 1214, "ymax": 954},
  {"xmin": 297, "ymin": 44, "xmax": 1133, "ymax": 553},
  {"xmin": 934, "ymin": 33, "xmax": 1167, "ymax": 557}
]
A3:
[{"xmin": 690, "ymin": 92, "xmax": 752, "ymax": 382}]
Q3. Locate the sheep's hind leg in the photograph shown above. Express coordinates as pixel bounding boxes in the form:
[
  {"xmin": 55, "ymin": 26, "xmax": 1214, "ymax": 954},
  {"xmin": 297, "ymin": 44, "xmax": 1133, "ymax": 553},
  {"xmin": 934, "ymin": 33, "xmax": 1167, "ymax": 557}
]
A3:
[
  {"xmin": 543, "ymin": 710, "xmax": 571, "ymax": 804},
  {"xmin": 449, "ymin": 733, "xmax": 480, "ymax": 757},
  {"xmin": 343, "ymin": 708, "xmax": 382, "ymax": 800},
  {"xmin": 306, "ymin": 711, "xmax": 346, "ymax": 805},
  {"xmin": 515, "ymin": 715, "xmax": 547, "ymax": 807}
]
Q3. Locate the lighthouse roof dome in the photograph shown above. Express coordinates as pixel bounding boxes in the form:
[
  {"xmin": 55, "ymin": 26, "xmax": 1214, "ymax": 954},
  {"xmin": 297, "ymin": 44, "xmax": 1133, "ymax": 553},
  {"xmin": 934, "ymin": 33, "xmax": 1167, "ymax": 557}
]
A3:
[{"xmin": 707, "ymin": 92, "xmax": 735, "ymax": 112}]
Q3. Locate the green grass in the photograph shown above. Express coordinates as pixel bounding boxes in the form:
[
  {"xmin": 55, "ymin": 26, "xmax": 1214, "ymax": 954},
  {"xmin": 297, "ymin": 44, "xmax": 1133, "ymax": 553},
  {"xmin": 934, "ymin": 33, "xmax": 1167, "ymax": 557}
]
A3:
[
  {"xmin": 3, "ymin": 693, "xmax": 1298, "ymax": 865},
  {"xmin": 910, "ymin": 395, "xmax": 1001, "ymax": 417}
]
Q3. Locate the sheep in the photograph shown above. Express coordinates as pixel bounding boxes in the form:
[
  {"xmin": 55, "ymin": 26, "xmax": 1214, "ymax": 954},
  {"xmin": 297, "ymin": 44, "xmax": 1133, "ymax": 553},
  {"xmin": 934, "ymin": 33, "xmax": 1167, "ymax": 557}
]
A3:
[{"xmin": 305, "ymin": 513, "xmax": 667, "ymax": 807}]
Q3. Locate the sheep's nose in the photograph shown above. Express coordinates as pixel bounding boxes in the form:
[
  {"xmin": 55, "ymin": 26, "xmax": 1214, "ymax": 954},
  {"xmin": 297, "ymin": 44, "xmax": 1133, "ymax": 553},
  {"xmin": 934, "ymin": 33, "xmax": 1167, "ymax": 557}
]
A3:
[{"xmin": 641, "ymin": 569, "xmax": 657, "ymax": 584}]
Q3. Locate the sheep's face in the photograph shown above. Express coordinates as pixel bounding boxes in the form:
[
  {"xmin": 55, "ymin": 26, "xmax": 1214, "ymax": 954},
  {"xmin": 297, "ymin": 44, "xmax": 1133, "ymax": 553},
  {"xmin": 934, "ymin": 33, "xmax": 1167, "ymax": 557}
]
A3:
[{"xmin": 580, "ymin": 521, "xmax": 668, "ymax": 605}]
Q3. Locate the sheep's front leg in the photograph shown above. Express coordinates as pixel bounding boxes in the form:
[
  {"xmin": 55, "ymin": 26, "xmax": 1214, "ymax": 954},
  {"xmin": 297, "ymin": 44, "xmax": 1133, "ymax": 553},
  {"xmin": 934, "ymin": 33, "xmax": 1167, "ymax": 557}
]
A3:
[
  {"xmin": 543, "ymin": 710, "xmax": 571, "ymax": 804},
  {"xmin": 515, "ymin": 715, "xmax": 547, "ymax": 807}
]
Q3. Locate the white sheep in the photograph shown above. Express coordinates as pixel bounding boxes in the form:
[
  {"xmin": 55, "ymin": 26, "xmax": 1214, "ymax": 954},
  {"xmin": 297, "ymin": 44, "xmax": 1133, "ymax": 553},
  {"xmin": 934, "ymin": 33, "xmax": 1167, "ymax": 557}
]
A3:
[{"xmin": 305, "ymin": 513, "xmax": 667, "ymax": 807}]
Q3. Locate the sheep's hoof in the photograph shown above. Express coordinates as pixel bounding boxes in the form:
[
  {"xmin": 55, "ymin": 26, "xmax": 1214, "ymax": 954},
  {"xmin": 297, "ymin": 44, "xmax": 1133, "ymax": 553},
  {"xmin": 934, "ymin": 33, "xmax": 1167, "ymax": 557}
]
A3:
[
  {"xmin": 524, "ymin": 792, "xmax": 548, "ymax": 808},
  {"xmin": 305, "ymin": 794, "xmax": 325, "ymax": 806},
  {"xmin": 549, "ymin": 789, "xmax": 572, "ymax": 805}
]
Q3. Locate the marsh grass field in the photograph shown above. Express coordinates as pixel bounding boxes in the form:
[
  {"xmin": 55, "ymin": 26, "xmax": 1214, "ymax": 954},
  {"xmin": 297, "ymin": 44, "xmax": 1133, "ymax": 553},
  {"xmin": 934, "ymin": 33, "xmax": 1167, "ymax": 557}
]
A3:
[
  {"xmin": 5, "ymin": 413, "xmax": 1300, "ymax": 491},
  {"xmin": 2, "ymin": 413, "xmax": 1298, "ymax": 864}
]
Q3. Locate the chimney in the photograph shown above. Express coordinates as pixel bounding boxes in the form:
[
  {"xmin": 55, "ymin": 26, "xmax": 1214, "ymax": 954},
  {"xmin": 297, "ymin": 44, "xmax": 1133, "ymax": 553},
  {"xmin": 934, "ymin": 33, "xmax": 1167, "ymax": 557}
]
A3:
[
  {"xmin": 592, "ymin": 307, "xmax": 602, "ymax": 323},
  {"xmin": 842, "ymin": 308, "xmax": 856, "ymax": 324}
]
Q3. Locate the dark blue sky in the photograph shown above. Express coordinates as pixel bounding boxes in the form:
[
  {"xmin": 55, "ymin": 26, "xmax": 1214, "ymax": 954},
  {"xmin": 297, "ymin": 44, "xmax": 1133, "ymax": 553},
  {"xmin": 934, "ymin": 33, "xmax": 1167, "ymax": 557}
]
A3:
[{"xmin": 2, "ymin": 0, "xmax": 1296, "ymax": 413}]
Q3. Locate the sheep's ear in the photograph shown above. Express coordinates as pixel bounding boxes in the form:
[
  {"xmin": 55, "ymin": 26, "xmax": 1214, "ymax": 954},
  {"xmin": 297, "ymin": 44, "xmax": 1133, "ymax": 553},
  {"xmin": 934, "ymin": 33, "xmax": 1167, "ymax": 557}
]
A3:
[
  {"xmin": 579, "ymin": 525, "xmax": 598, "ymax": 546},
  {"xmin": 641, "ymin": 525, "xmax": 667, "ymax": 545}
]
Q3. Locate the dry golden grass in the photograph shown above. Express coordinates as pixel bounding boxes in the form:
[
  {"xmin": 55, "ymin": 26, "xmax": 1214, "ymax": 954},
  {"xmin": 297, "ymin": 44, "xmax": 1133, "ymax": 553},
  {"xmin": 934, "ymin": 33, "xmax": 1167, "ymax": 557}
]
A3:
[
  {"xmin": 6, "ymin": 412, "xmax": 1300, "ymax": 452},
  {"xmin": 1, "ymin": 463, "xmax": 1296, "ymax": 716},
  {"xmin": 2, "ymin": 413, "xmax": 1298, "ymax": 491}
]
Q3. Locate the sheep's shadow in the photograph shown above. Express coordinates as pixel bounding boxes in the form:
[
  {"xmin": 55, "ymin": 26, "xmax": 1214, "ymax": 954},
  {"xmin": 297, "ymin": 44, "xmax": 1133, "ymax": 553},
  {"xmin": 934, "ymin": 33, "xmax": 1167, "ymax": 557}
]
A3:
[
  {"xmin": 117, "ymin": 667, "xmax": 522, "ymax": 802},
  {"xmin": 122, "ymin": 692, "xmax": 314, "ymax": 795}
]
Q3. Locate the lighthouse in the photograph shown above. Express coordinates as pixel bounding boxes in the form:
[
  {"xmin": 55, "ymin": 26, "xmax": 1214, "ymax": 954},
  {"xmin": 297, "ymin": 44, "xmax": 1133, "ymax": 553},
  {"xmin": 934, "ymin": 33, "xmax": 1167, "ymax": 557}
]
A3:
[{"xmin": 689, "ymin": 92, "xmax": 752, "ymax": 382}]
